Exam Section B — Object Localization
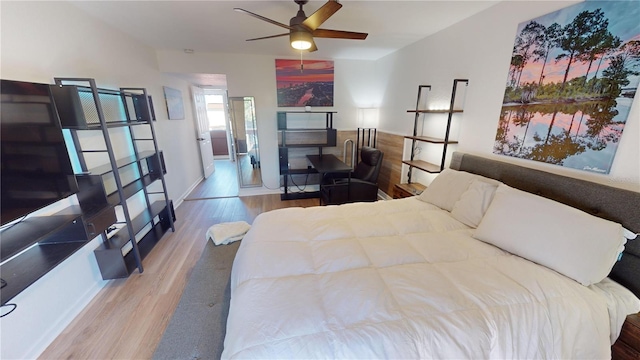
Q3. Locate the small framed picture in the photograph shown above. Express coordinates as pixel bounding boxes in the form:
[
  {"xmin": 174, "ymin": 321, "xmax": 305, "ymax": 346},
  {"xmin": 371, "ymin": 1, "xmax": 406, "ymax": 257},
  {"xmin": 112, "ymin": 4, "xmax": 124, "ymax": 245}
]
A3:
[{"xmin": 163, "ymin": 86, "xmax": 184, "ymax": 120}]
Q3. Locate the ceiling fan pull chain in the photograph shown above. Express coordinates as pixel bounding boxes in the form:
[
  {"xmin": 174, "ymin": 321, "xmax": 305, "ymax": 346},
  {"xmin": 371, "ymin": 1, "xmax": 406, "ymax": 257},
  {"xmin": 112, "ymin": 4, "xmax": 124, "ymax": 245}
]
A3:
[{"xmin": 300, "ymin": 51, "xmax": 304, "ymax": 72}]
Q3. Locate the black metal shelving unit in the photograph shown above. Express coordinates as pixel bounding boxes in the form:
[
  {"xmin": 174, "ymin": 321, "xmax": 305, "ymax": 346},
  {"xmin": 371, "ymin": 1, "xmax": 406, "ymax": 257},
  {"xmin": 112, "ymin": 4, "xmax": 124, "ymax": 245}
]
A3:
[
  {"xmin": 51, "ymin": 78, "xmax": 175, "ymax": 279},
  {"xmin": 403, "ymin": 79, "xmax": 469, "ymax": 183},
  {"xmin": 0, "ymin": 78, "xmax": 118, "ymax": 305},
  {"xmin": 277, "ymin": 111, "xmax": 337, "ymax": 200}
]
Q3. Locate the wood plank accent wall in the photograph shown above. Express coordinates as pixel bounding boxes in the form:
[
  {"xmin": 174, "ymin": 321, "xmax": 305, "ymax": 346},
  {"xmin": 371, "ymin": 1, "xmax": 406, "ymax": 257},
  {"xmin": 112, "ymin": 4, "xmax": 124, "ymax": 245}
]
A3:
[
  {"xmin": 334, "ymin": 130, "xmax": 404, "ymax": 197},
  {"xmin": 376, "ymin": 131, "xmax": 404, "ymax": 196}
]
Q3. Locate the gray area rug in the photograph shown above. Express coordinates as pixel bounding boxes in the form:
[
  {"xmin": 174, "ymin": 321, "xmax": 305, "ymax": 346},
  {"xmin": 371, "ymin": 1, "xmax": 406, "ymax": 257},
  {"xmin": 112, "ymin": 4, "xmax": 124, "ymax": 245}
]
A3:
[{"xmin": 153, "ymin": 240, "xmax": 240, "ymax": 360}]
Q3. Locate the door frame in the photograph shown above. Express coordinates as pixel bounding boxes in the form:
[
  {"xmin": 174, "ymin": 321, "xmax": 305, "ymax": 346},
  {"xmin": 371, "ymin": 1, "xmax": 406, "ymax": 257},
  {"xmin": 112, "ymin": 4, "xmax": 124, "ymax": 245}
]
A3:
[{"xmin": 190, "ymin": 85, "xmax": 215, "ymax": 179}]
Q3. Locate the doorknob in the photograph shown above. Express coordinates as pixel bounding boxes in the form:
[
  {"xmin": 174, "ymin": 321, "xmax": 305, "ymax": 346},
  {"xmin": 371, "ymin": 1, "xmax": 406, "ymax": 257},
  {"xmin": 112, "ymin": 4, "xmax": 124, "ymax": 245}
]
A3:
[{"xmin": 196, "ymin": 137, "xmax": 205, "ymax": 141}]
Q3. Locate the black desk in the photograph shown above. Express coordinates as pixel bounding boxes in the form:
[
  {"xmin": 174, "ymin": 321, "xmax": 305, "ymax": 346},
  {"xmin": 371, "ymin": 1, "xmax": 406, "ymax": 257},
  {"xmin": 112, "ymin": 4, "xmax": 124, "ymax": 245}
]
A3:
[
  {"xmin": 280, "ymin": 154, "xmax": 351, "ymax": 201},
  {"xmin": 306, "ymin": 154, "xmax": 352, "ymax": 174},
  {"xmin": 307, "ymin": 154, "xmax": 352, "ymax": 204}
]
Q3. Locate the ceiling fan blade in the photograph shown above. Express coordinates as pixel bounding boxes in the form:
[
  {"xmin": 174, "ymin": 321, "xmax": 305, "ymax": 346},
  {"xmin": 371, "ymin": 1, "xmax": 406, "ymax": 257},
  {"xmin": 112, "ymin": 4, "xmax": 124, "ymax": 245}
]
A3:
[
  {"xmin": 308, "ymin": 38, "xmax": 318, "ymax": 52},
  {"xmin": 234, "ymin": 8, "xmax": 293, "ymax": 30},
  {"xmin": 246, "ymin": 33, "xmax": 290, "ymax": 41},
  {"xmin": 312, "ymin": 28, "xmax": 368, "ymax": 40},
  {"xmin": 302, "ymin": 1, "xmax": 342, "ymax": 31}
]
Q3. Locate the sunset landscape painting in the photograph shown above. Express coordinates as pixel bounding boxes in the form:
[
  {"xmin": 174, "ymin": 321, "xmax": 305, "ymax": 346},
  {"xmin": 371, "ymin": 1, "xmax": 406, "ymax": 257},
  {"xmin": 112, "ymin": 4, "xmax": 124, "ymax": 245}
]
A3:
[
  {"xmin": 275, "ymin": 59, "xmax": 334, "ymax": 107},
  {"xmin": 494, "ymin": 1, "xmax": 640, "ymax": 174}
]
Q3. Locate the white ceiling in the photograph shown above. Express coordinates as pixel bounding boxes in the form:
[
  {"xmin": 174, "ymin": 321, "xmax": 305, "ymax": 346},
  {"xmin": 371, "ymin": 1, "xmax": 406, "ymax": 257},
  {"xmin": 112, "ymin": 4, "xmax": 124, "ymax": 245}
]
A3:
[{"xmin": 69, "ymin": 0, "xmax": 499, "ymax": 61}]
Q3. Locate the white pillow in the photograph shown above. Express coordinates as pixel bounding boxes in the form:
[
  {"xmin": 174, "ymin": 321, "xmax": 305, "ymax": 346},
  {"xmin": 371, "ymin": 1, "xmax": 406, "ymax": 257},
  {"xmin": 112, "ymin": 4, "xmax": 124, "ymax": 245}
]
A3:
[
  {"xmin": 417, "ymin": 169, "xmax": 480, "ymax": 211},
  {"xmin": 623, "ymin": 228, "xmax": 637, "ymax": 240},
  {"xmin": 473, "ymin": 184, "xmax": 625, "ymax": 286},
  {"xmin": 451, "ymin": 179, "xmax": 498, "ymax": 228}
]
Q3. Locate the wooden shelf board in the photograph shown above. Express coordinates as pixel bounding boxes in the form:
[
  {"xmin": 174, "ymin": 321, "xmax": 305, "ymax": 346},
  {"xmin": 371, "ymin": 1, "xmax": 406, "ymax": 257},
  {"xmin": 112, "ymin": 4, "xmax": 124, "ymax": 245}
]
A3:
[
  {"xmin": 402, "ymin": 160, "xmax": 443, "ymax": 173},
  {"xmin": 394, "ymin": 182, "xmax": 427, "ymax": 198},
  {"xmin": 396, "ymin": 182, "xmax": 426, "ymax": 192}
]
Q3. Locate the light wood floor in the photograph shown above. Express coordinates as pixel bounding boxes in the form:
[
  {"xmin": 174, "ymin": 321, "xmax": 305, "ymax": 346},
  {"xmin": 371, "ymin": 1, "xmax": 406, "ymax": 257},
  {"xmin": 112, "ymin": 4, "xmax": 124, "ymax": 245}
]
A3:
[
  {"xmin": 184, "ymin": 159, "xmax": 238, "ymax": 199},
  {"xmin": 39, "ymin": 173, "xmax": 318, "ymax": 359}
]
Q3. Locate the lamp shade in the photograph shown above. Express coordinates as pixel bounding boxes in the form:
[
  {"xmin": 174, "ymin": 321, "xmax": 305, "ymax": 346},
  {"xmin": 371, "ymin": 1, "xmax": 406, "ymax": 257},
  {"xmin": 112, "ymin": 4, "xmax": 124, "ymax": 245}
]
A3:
[
  {"xmin": 358, "ymin": 108, "xmax": 380, "ymax": 128},
  {"xmin": 290, "ymin": 31, "xmax": 313, "ymax": 50}
]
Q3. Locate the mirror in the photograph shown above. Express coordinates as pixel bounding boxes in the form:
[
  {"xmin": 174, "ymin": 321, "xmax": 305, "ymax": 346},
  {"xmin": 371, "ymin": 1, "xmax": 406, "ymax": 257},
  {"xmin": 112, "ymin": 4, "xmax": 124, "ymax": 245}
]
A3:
[{"xmin": 228, "ymin": 96, "xmax": 262, "ymax": 187}]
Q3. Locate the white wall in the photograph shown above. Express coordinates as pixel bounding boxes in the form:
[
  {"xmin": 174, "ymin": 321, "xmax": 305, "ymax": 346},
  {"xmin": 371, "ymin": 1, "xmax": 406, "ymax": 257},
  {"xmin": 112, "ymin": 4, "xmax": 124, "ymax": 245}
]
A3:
[
  {"xmin": 2, "ymin": 0, "xmax": 639, "ymax": 358},
  {"xmin": 0, "ymin": 2, "xmax": 203, "ymax": 358},
  {"xmin": 156, "ymin": 51, "xmax": 376, "ymax": 191},
  {"xmin": 375, "ymin": 1, "xmax": 640, "ymax": 192}
]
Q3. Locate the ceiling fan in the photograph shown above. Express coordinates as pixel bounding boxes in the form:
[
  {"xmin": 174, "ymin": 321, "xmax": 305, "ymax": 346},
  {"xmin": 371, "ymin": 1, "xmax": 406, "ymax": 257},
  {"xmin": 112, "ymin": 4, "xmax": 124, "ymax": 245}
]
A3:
[{"xmin": 234, "ymin": 0, "xmax": 368, "ymax": 52}]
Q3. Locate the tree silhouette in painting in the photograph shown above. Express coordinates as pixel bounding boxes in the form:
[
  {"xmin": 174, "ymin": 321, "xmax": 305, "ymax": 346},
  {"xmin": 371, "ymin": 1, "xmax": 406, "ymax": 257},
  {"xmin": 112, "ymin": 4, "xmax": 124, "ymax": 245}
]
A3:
[
  {"xmin": 556, "ymin": 9, "xmax": 610, "ymax": 94},
  {"xmin": 601, "ymin": 54, "xmax": 638, "ymax": 98},
  {"xmin": 512, "ymin": 21, "xmax": 545, "ymax": 90},
  {"xmin": 589, "ymin": 34, "xmax": 622, "ymax": 92},
  {"xmin": 533, "ymin": 23, "xmax": 563, "ymax": 86}
]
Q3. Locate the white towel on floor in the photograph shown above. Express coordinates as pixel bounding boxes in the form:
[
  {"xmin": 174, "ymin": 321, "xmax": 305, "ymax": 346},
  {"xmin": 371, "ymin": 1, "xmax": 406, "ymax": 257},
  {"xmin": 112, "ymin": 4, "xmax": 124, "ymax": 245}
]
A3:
[{"xmin": 206, "ymin": 221, "xmax": 251, "ymax": 245}]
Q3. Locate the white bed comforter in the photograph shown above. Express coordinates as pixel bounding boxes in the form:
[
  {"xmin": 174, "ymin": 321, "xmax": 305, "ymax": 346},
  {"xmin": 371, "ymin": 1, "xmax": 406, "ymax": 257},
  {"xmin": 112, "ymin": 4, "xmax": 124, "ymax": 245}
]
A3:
[{"xmin": 222, "ymin": 198, "xmax": 638, "ymax": 359}]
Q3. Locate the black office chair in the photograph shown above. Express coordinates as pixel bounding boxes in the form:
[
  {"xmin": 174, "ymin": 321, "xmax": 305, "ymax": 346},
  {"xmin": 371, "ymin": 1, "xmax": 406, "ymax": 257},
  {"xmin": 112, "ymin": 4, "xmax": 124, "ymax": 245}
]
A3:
[{"xmin": 320, "ymin": 146, "xmax": 384, "ymax": 205}]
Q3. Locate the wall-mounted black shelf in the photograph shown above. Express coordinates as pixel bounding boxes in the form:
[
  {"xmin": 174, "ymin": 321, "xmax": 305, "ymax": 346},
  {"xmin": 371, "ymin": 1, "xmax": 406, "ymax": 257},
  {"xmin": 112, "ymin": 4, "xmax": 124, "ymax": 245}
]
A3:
[
  {"xmin": 52, "ymin": 78, "xmax": 175, "ymax": 280},
  {"xmin": 403, "ymin": 79, "xmax": 468, "ymax": 182},
  {"xmin": 401, "ymin": 159, "xmax": 443, "ymax": 174}
]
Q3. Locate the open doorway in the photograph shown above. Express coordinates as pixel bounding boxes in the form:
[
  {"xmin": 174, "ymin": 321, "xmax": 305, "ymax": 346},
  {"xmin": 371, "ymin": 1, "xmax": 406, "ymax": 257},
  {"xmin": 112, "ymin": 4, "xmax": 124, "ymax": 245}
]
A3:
[
  {"xmin": 205, "ymin": 90, "xmax": 233, "ymax": 160},
  {"xmin": 185, "ymin": 87, "xmax": 239, "ymax": 200},
  {"xmin": 175, "ymin": 72, "xmax": 241, "ymax": 200}
]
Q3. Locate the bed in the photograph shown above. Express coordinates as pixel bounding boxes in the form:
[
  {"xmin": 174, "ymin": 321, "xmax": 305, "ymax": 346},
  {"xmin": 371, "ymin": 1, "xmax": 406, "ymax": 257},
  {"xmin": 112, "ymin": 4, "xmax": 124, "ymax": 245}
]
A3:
[{"xmin": 222, "ymin": 152, "xmax": 640, "ymax": 359}]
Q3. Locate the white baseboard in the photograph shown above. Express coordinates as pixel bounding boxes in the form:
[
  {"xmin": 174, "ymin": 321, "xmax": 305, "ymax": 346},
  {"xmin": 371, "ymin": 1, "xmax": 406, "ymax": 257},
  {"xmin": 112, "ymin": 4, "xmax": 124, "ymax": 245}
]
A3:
[
  {"xmin": 378, "ymin": 189, "xmax": 392, "ymax": 200},
  {"xmin": 174, "ymin": 176, "xmax": 204, "ymax": 208},
  {"xmin": 28, "ymin": 278, "xmax": 106, "ymax": 359}
]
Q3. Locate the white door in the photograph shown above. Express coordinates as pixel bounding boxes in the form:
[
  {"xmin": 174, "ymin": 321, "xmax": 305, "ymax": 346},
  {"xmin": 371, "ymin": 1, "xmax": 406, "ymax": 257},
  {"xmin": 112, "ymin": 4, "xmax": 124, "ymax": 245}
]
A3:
[{"xmin": 191, "ymin": 86, "xmax": 215, "ymax": 178}]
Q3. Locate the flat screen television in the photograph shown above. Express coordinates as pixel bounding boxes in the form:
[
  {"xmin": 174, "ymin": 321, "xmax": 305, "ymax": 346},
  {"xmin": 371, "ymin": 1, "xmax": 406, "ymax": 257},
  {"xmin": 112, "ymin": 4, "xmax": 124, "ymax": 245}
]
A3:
[{"xmin": 1, "ymin": 79, "xmax": 79, "ymax": 226}]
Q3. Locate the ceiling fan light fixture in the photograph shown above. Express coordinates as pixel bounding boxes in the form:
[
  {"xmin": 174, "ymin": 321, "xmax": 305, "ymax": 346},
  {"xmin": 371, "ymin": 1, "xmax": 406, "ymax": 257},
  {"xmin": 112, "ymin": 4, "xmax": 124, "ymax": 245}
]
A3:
[
  {"xmin": 290, "ymin": 30, "xmax": 313, "ymax": 50},
  {"xmin": 237, "ymin": 0, "xmax": 367, "ymax": 53}
]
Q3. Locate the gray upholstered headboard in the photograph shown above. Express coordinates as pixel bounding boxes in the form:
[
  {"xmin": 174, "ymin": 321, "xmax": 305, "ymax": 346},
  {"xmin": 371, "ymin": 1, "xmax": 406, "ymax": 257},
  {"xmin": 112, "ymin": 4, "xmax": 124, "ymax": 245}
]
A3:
[{"xmin": 450, "ymin": 152, "xmax": 640, "ymax": 297}]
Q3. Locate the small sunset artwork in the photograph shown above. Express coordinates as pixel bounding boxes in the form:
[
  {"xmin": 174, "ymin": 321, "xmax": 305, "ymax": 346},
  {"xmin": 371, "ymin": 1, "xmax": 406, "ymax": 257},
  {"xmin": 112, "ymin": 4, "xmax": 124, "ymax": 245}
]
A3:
[
  {"xmin": 275, "ymin": 59, "xmax": 334, "ymax": 107},
  {"xmin": 495, "ymin": 1, "xmax": 640, "ymax": 174}
]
